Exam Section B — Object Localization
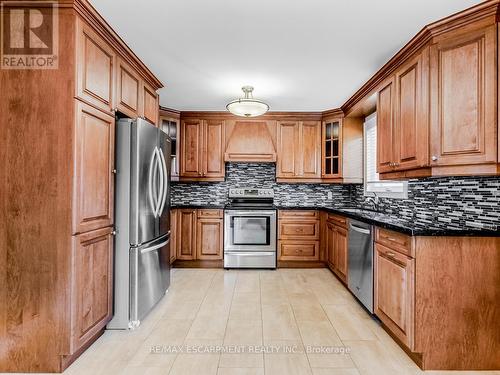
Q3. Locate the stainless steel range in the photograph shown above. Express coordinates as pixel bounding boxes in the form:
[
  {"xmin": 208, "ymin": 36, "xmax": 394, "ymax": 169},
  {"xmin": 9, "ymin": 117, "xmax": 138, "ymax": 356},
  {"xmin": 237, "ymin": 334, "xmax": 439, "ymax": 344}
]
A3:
[{"xmin": 224, "ymin": 188, "xmax": 277, "ymax": 269}]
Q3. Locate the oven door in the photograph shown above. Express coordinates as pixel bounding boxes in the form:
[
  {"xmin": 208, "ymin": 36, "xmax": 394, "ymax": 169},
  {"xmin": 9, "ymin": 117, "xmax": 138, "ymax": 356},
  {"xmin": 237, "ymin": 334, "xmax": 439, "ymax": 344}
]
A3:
[{"xmin": 224, "ymin": 210, "xmax": 277, "ymax": 252}]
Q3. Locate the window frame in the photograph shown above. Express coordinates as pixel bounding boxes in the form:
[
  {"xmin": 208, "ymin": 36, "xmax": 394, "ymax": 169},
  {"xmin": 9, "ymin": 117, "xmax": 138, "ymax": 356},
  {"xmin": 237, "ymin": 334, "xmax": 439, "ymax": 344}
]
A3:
[{"xmin": 363, "ymin": 113, "xmax": 408, "ymax": 199}]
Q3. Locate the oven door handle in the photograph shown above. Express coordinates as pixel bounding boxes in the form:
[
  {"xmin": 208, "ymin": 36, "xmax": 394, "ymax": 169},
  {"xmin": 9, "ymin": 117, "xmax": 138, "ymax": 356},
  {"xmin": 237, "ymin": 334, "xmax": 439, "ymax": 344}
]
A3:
[{"xmin": 225, "ymin": 210, "xmax": 277, "ymax": 217}]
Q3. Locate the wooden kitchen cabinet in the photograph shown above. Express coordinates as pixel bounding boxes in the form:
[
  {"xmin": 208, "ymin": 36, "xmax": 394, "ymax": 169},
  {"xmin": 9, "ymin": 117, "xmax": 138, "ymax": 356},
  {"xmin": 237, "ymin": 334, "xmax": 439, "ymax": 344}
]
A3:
[
  {"xmin": 73, "ymin": 101, "xmax": 115, "ymax": 235},
  {"xmin": 321, "ymin": 116, "xmax": 364, "ymax": 183},
  {"xmin": 76, "ymin": 19, "xmax": 115, "ymax": 114},
  {"xmin": 141, "ymin": 81, "xmax": 159, "ymax": 125},
  {"xmin": 377, "ymin": 49, "xmax": 429, "ymax": 175},
  {"xmin": 115, "ymin": 57, "xmax": 140, "ymax": 118},
  {"xmin": 278, "ymin": 210, "xmax": 320, "ymax": 262},
  {"xmin": 176, "ymin": 209, "xmax": 197, "ymax": 260},
  {"xmin": 277, "ymin": 121, "xmax": 321, "ymax": 181},
  {"xmin": 374, "ymin": 242, "xmax": 415, "ymax": 350},
  {"xmin": 180, "ymin": 119, "xmax": 225, "ymax": 181},
  {"xmin": 224, "ymin": 119, "xmax": 277, "ymax": 162},
  {"xmin": 429, "ymin": 25, "xmax": 497, "ymax": 171},
  {"xmin": 169, "ymin": 210, "xmax": 177, "ymax": 264},
  {"xmin": 159, "ymin": 108, "xmax": 181, "ymax": 181},
  {"xmin": 325, "ymin": 215, "xmax": 348, "ymax": 283},
  {"xmin": 196, "ymin": 217, "xmax": 223, "ymax": 260},
  {"xmin": 71, "ymin": 227, "xmax": 113, "ymax": 353}
]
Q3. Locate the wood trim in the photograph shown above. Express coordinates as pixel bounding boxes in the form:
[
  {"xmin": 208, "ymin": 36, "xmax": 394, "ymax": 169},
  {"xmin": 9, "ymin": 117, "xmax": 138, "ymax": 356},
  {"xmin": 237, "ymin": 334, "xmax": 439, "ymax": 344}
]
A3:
[
  {"xmin": 173, "ymin": 260, "xmax": 223, "ymax": 268},
  {"xmin": 181, "ymin": 111, "xmax": 323, "ymax": 121},
  {"xmin": 278, "ymin": 260, "xmax": 326, "ymax": 268},
  {"xmin": 159, "ymin": 106, "xmax": 181, "ymax": 119}
]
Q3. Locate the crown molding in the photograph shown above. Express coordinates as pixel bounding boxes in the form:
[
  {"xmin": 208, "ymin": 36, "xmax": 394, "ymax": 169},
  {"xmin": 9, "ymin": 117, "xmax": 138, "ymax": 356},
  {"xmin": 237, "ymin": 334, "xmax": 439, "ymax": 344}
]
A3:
[{"xmin": 180, "ymin": 111, "xmax": 323, "ymax": 121}]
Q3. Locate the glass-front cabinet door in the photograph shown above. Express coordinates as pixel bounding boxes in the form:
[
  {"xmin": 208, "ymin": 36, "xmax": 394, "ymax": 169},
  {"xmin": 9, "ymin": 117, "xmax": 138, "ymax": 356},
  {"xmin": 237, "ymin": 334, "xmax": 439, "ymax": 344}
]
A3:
[{"xmin": 322, "ymin": 118, "xmax": 342, "ymax": 178}]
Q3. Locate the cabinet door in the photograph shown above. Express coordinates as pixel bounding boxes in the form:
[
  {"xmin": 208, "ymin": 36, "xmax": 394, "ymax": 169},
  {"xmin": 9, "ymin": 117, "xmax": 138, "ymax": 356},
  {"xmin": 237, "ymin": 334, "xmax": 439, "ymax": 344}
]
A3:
[
  {"xmin": 301, "ymin": 121, "xmax": 322, "ymax": 178},
  {"xmin": 177, "ymin": 209, "xmax": 197, "ymax": 260},
  {"xmin": 196, "ymin": 218, "xmax": 223, "ymax": 260},
  {"xmin": 73, "ymin": 102, "xmax": 115, "ymax": 234},
  {"xmin": 430, "ymin": 26, "xmax": 497, "ymax": 167},
  {"xmin": 326, "ymin": 222, "xmax": 335, "ymax": 269},
  {"xmin": 141, "ymin": 82, "xmax": 159, "ymax": 125},
  {"xmin": 334, "ymin": 225, "xmax": 348, "ymax": 283},
  {"xmin": 374, "ymin": 243, "xmax": 415, "ymax": 349},
  {"xmin": 72, "ymin": 227, "xmax": 113, "ymax": 353},
  {"xmin": 169, "ymin": 210, "xmax": 177, "ymax": 264},
  {"xmin": 115, "ymin": 58, "xmax": 140, "ymax": 118},
  {"xmin": 394, "ymin": 49, "xmax": 429, "ymax": 170},
  {"xmin": 277, "ymin": 121, "xmax": 299, "ymax": 178},
  {"xmin": 203, "ymin": 120, "xmax": 225, "ymax": 178},
  {"xmin": 180, "ymin": 120, "xmax": 203, "ymax": 177},
  {"xmin": 377, "ymin": 78, "xmax": 395, "ymax": 173},
  {"xmin": 322, "ymin": 119, "xmax": 342, "ymax": 178},
  {"xmin": 76, "ymin": 20, "xmax": 114, "ymax": 114}
]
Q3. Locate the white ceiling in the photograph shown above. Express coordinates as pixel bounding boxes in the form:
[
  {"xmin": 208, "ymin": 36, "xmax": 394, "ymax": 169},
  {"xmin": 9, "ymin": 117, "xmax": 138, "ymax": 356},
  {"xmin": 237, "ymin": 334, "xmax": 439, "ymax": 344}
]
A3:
[{"xmin": 91, "ymin": 0, "xmax": 481, "ymax": 112}]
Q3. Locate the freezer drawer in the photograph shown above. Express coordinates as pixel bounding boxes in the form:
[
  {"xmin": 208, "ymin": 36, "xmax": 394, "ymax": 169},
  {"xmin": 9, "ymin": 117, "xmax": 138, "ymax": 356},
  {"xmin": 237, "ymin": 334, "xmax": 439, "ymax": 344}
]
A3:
[{"xmin": 129, "ymin": 235, "xmax": 170, "ymax": 327}]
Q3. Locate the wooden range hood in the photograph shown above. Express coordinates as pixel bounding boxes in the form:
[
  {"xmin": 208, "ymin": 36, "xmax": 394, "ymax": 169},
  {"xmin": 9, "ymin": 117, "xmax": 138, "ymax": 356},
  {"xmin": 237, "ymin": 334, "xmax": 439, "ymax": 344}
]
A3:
[{"xmin": 224, "ymin": 119, "xmax": 277, "ymax": 162}]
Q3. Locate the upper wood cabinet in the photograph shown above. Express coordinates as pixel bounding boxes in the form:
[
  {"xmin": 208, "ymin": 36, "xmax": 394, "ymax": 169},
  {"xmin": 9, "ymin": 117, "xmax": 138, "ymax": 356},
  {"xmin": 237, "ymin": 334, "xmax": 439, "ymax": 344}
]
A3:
[
  {"xmin": 115, "ymin": 58, "xmax": 140, "ymax": 118},
  {"xmin": 277, "ymin": 121, "xmax": 321, "ymax": 181},
  {"xmin": 430, "ymin": 25, "xmax": 497, "ymax": 170},
  {"xmin": 160, "ymin": 112, "xmax": 180, "ymax": 181},
  {"xmin": 377, "ymin": 49, "xmax": 429, "ymax": 174},
  {"xmin": 141, "ymin": 82, "xmax": 159, "ymax": 125},
  {"xmin": 321, "ymin": 116, "xmax": 363, "ymax": 183},
  {"xmin": 73, "ymin": 102, "xmax": 115, "ymax": 235},
  {"xmin": 180, "ymin": 119, "xmax": 225, "ymax": 181},
  {"xmin": 71, "ymin": 227, "xmax": 113, "ymax": 353},
  {"xmin": 76, "ymin": 20, "xmax": 115, "ymax": 114}
]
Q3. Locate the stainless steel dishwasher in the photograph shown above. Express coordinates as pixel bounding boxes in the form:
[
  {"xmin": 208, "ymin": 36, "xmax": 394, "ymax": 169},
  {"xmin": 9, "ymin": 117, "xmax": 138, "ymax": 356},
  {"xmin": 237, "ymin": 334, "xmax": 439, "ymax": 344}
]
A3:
[{"xmin": 347, "ymin": 219, "xmax": 374, "ymax": 313}]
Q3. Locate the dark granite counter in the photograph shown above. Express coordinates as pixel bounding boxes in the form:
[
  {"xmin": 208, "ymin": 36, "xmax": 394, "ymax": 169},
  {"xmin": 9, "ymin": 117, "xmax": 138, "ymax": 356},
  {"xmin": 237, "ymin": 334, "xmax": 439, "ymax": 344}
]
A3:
[
  {"xmin": 276, "ymin": 206, "xmax": 500, "ymax": 237},
  {"xmin": 171, "ymin": 204, "xmax": 226, "ymax": 210},
  {"xmin": 170, "ymin": 203, "xmax": 499, "ymax": 237}
]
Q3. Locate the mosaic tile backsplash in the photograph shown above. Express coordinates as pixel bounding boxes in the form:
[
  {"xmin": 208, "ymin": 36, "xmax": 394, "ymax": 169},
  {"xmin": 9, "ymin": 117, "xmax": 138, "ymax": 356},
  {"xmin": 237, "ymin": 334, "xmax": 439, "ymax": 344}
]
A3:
[{"xmin": 171, "ymin": 163, "xmax": 500, "ymax": 231}]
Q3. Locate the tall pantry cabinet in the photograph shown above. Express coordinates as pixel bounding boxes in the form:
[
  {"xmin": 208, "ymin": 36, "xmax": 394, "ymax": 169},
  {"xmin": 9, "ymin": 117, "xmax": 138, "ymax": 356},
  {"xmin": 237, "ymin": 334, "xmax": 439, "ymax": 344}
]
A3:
[{"xmin": 0, "ymin": 1, "xmax": 162, "ymax": 373}]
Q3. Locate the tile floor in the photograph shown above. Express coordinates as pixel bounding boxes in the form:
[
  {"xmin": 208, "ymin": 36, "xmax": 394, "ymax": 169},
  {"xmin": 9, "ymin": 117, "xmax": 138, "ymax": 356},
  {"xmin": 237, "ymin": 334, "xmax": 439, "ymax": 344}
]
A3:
[{"xmin": 62, "ymin": 268, "xmax": 499, "ymax": 375}]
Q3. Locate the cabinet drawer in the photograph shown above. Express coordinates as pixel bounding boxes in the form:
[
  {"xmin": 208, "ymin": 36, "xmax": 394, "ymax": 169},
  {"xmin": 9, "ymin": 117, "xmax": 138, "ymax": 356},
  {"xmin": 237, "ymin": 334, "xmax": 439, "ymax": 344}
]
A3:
[
  {"xmin": 279, "ymin": 241, "xmax": 319, "ymax": 261},
  {"xmin": 198, "ymin": 209, "xmax": 223, "ymax": 218},
  {"xmin": 279, "ymin": 210, "xmax": 319, "ymax": 219},
  {"xmin": 375, "ymin": 227, "xmax": 413, "ymax": 257},
  {"xmin": 279, "ymin": 221, "xmax": 319, "ymax": 240},
  {"xmin": 326, "ymin": 213, "xmax": 348, "ymax": 228}
]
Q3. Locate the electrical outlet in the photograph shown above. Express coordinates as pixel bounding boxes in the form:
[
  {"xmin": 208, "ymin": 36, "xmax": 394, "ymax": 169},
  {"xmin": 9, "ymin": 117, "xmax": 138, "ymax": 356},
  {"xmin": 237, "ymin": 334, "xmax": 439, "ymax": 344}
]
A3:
[{"xmin": 327, "ymin": 191, "xmax": 333, "ymax": 200}]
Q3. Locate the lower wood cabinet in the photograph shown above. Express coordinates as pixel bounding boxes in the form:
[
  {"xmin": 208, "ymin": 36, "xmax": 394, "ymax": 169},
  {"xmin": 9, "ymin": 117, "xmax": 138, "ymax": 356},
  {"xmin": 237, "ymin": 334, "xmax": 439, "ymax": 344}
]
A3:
[
  {"xmin": 172, "ymin": 208, "xmax": 223, "ymax": 262},
  {"xmin": 278, "ymin": 210, "xmax": 320, "ymax": 262},
  {"xmin": 374, "ymin": 242, "xmax": 415, "ymax": 350},
  {"xmin": 71, "ymin": 227, "xmax": 113, "ymax": 353},
  {"xmin": 325, "ymin": 217, "xmax": 348, "ymax": 283}
]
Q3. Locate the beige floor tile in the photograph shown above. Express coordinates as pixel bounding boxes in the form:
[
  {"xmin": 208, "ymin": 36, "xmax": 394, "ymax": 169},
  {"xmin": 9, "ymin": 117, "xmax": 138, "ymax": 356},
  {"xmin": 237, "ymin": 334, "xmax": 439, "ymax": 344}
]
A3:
[
  {"xmin": 323, "ymin": 305, "xmax": 377, "ymax": 341},
  {"xmin": 344, "ymin": 340, "xmax": 413, "ymax": 375},
  {"xmin": 262, "ymin": 305, "xmax": 301, "ymax": 341},
  {"xmin": 224, "ymin": 319, "xmax": 263, "ymax": 346},
  {"xmin": 229, "ymin": 302, "xmax": 262, "ymax": 320},
  {"xmin": 144, "ymin": 319, "xmax": 193, "ymax": 346},
  {"xmin": 121, "ymin": 366, "xmax": 173, "ymax": 375},
  {"xmin": 233, "ymin": 292, "xmax": 261, "ymax": 304},
  {"xmin": 264, "ymin": 353, "xmax": 312, "ymax": 375},
  {"xmin": 219, "ymin": 353, "xmax": 264, "ymax": 368},
  {"xmin": 311, "ymin": 368, "xmax": 361, "ymax": 375},
  {"xmin": 260, "ymin": 289, "xmax": 289, "ymax": 305},
  {"xmin": 169, "ymin": 353, "xmax": 220, "ymax": 375},
  {"xmin": 187, "ymin": 316, "xmax": 228, "ymax": 340},
  {"xmin": 291, "ymin": 302, "xmax": 328, "ymax": 322},
  {"xmin": 217, "ymin": 368, "xmax": 265, "ymax": 375},
  {"xmin": 307, "ymin": 353, "xmax": 355, "ymax": 368},
  {"xmin": 297, "ymin": 321, "xmax": 343, "ymax": 347},
  {"xmin": 261, "ymin": 339, "xmax": 306, "ymax": 354},
  {"xmin": 160, "ymin": 300, "xmax": 201, "ymax": 320}
]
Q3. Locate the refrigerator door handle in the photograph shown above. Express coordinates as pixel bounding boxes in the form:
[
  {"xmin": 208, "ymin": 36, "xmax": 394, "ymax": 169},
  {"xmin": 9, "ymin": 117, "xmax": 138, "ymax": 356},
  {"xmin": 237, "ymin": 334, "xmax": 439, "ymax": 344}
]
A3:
[
  {"xmin": 148, "ymin": 148, "xmax": 158, "ymax": 217},
  {"xmin": 139, "ymin": 238, "xmax": 170, "ymax": 254},
  {"xmin": 157, "ymin": 147, "xmax": 169, "ymax": 217},
  {"xmin": 154, "ymin": 147, "xmax": 164, "ymax": 218}
]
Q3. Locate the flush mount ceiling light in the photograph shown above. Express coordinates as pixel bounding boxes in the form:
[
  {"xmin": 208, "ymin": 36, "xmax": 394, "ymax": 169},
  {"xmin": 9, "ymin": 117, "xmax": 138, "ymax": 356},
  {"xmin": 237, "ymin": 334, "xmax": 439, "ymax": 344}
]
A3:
[{"xmin": 226, "ymin": 86, "xmax": 269, "ymax": 117}]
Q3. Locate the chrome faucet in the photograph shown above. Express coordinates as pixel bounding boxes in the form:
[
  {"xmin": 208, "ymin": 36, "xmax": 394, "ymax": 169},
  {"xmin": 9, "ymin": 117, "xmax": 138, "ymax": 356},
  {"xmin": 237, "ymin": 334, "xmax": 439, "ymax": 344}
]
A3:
[{"xmin": 364, "ymin": 194, "xmax": 380, "ymax": 212}]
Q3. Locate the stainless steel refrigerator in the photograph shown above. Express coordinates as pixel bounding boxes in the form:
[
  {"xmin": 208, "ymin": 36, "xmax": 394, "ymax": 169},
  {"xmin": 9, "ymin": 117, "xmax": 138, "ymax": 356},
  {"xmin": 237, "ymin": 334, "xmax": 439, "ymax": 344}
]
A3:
[{"xmin": 108, "ymin": 118, "xmax": 171, "ymax": 330}]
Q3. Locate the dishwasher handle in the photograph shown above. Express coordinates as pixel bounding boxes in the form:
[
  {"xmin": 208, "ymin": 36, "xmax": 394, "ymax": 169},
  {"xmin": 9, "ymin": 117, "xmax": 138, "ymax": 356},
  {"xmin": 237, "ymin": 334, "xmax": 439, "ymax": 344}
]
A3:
[{"xmin": 349, "ymin": 223, "xmax": 371, "ymax": 235}]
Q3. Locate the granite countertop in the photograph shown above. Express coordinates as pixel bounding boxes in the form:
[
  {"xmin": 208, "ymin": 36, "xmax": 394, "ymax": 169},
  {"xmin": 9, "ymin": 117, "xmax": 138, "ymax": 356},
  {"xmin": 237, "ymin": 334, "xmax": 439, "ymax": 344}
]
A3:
[
  {"xmin": 171, "ymin": 203, "xmax": 499, "ymax": 237},
  {"xmin": 277, "ymin": 205, "xmax": 500, "ymax": 237}
]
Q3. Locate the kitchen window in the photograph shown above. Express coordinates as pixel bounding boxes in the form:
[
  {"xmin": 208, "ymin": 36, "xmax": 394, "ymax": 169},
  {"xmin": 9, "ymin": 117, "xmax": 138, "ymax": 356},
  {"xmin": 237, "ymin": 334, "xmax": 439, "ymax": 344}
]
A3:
[{"xmin": 363, "ymin": 113, "xmax": 408, "ymax": 199}]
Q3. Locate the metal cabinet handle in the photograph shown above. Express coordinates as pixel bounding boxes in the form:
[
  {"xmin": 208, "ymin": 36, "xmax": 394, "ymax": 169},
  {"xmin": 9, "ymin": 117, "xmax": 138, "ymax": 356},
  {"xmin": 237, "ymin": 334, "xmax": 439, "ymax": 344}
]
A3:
[{"xmin": 432, "ymin": 155, "xmax": 438, "ymax": 161}]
